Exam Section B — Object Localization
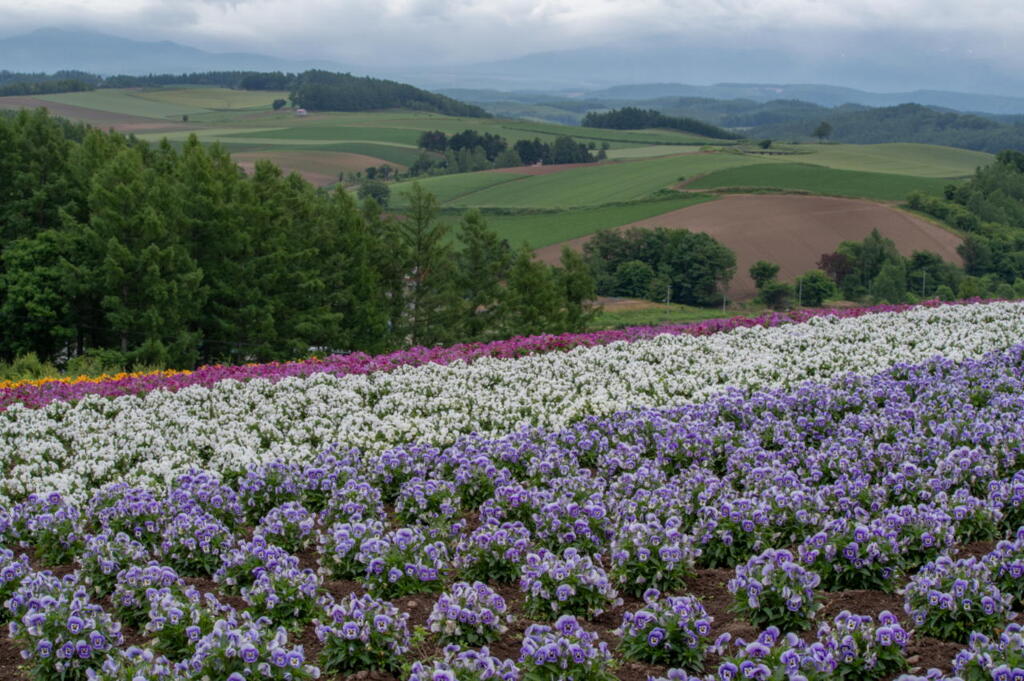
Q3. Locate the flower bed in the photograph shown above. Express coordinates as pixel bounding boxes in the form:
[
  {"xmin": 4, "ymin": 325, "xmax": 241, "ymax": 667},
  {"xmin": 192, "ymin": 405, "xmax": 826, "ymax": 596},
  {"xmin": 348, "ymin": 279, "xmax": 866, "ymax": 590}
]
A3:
[{"xmin": 3, "ymin": 301, "xmax": 1024, "ymax": 505}]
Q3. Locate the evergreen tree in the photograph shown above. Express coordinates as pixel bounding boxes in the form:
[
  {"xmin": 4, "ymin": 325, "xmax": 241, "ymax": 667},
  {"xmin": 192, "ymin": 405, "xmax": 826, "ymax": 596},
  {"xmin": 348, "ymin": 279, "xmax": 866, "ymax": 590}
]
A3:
[
  {"xmin": 397, "ymin": 183, "xmax": 460, "ymax": 346},
  {"xmin": 557, "ymin": 247, "xmax": 598, "ymax": 332},
  {"xmin": 500, "ymin": 245, "xmax": 565, "ymax": 337},
  {"xmin": 454, "ymin": 210, "xmax": 511, "ymax": 341},
  {"xmin": 324, "ymin": 188, "xmax": 389, "ymax": 353},
  {"xmin": 84, "ymin": 147, "xmax": 205, "ymax": 367}
]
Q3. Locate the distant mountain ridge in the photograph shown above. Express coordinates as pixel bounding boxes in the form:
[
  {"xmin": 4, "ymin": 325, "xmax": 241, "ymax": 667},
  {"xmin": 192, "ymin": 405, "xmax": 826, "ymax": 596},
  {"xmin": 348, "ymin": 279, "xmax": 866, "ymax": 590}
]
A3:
[
  {"xmin": 0, "ymin": 28, "xmax": 345, "ymax": 76},
  {"xmin": 441, "ymin": 83, "xmax": 1024, "ymax": 117}
]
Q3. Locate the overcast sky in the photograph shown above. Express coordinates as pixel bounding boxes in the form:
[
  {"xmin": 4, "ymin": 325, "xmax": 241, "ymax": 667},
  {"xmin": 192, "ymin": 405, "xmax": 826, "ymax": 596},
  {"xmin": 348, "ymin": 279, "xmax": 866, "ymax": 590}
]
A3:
[
  {"xmin": 2, "ymin": 0, "xmax": 1023, "ymax": 91},
  {"xmin": 0, "ymin": 1, "xmax": 1020, "ymax": 65}
]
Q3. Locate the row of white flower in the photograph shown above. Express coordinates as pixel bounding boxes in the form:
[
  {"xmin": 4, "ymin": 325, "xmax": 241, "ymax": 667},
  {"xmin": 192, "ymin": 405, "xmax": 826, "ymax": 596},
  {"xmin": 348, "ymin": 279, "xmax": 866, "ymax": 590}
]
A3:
[{"xmin": 2, "ymin": 302, "xmax": 1023, "ymax": 504}]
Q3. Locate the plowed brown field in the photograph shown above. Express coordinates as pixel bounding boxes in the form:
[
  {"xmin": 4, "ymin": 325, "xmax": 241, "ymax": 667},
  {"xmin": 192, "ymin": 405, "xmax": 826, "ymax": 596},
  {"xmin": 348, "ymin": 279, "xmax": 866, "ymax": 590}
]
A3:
[
  {"xmin": 234, "ymin": 150, "xmax": 406, "ymax": 188},
  {"xmin": 535, "ymin": 194, "xmax": 963, "ymax": 300},
  {"xmin": 0, "ymin": 96, "xmax": 189, "ymax": 133}
]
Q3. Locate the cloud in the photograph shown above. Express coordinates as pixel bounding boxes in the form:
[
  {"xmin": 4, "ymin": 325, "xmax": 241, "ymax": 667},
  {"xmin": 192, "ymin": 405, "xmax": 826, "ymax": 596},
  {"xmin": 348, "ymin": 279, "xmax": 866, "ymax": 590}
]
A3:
[{"xmin": 1, "ymin": 0, "xmax": 1022, "ymax": 73}]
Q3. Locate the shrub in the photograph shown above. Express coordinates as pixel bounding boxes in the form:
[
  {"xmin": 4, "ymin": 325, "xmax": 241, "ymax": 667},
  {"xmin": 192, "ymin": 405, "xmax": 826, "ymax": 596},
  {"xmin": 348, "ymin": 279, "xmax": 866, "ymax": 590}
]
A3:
[
  {"xmin": 355, "ymin": 526, "xmax": 450, "ymax": 598},
  {"xmin": 904, "ymin": 555, "xmax": 1015, "ymax": 643},
  {"xmin": 255, "ymin": 501, "xmax": 318, "ymax": 553},
  {"xmin": 407, "ymin": 645, "xmax": 519, "ymax": 681},
  {"xmin": 317, "ymin": 518, "xmax": 386, "ymax": 580},
  {"xmin": 518, "ymin": 615, "xmax": 615, "ymax": 681},
  {"xmin": 315, "ymin": 593, "xmax": 410, "ymax": 675},
  {"xmin": 427, "ymin": 581, "xmax": 512, "ymax": 646},
  {"xmin": 454, "ymin": 520, "xmax": 533, "ymax": 584},
  {"xmin": 728, "ymin": 548, "xmax": 822, "ymax": 632},
  {"xmin": 520, "ymin": 548, "xmax": 621, "ymax": 620},
  {"xmin": 609, "ymin": 517, "xmax": 699, "ymax": 597},
  {"xmin": 617, "ymin": 589, "xmax": 711, "ymax": 671}
]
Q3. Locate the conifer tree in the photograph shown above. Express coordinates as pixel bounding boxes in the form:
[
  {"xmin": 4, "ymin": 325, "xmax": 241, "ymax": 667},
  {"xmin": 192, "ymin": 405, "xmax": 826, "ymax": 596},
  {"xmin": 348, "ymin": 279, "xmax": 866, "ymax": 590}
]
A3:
[
  {"xmin": 454, "ymin": 210, "xmax": 511, "ymax": 341},
  {"xmin": 85, "ymin": 147, "xmax": 205, "ymax": 367},
  {"xmin": 500, "ymin": 245, "xmax": 565, "ymax": 337}
]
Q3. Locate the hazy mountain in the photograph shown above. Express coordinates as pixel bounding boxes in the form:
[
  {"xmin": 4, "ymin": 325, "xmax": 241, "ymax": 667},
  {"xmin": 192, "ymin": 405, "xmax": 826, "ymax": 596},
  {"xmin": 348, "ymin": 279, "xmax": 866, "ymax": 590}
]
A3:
[
  {"xmin": 583, "ymin": 84, "xmax": 1024, "ymax": 115},
  {"xmin": 406, "ymin": 36, "xmax": 1024, "ymax": 113},
  {"xmin": 0, "ymin": 28, "xmax": 344, "ymax": 76}
]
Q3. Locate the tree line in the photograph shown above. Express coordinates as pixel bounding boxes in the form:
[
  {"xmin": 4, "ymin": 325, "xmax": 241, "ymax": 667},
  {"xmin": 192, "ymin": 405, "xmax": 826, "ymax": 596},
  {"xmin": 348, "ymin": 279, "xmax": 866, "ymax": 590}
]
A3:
[
  {"xmin": 409, "ymin": 129, "xmax": 603, "ymax": 177},
  {"xmin": 287, "ymin": 71, "xmax": 489, "ymax": 117},
  {"xmin": 907, "ymin": 150, "xmax": 1024, "ymax": 291},
  {"xmin": 582, "ymin": 107, "xmax": 742, "ymax": 140},
  {"xmin": 750, "ymin": 103, "xmax": 1024, "ymax": 153},
  {"xmin": 582, "ymin": 227, "xmax": 736, "ymax": 306},
  {"xmin": 0, "ymin": 69, "xmax": 491, "ymax": 117},
  {"xmin": 0, "ymin": 108, "xmax": 595, "ymax": 372}
]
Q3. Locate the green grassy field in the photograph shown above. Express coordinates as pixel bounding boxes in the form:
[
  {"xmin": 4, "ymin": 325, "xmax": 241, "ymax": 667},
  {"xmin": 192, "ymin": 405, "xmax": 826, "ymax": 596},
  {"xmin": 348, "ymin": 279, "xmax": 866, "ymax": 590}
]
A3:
[
  {"xmin": 392, "ymin": 153, "xmax": 768, "ymax": 209},
  {"xmin": 133, "ymin": 88, "xmax": 289, "ymax": 111},
  {"xmin": 587, "ymin": 301, "xmax": 760, "ymax": 330},
  {"xmin": 783, "ymin": 143, "xmax": 993, "ymax": 178},
  {"xmin": 39, "ymin": 87, "xmax": 290, "ymax": 120},
  {"xmin": 328, "ymin": 143, "xmax": 425, "ymax": 167},
  {"xmin": 2, "ymin": 87, "xmax": 989, "ymax": 253},
  {"xmin": 479, "ymin": 195, "xmax": 717, "ymax": 248},
  {"xmin": 39, "ymin": 90, "xmax": 203, "ymax": 118},
  {"xmin": 684, "ymin": 162, "xmax": 950, "ymax": 200},
  {"xmin": 393, "ymin": 172, "xmax": 530, "ymax": 206},
  {"xmin": 223, "ymin": 125, "xmax": 425, "ymax": 145}
]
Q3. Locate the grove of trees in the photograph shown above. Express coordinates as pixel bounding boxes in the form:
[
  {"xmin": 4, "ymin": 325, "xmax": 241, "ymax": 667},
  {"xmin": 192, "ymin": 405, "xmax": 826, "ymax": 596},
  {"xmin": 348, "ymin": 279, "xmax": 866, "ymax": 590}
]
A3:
[
  {"xmin": 583, "ymin": 227, "xmax": 736, "ymax": 306},
  {"xmin": 582, "ymin": 107, "xmax": 742, "ymax": 140},
  {"xmin": 410, "ymin": 130, "xmax": 599, "ymax": 176},
  {"xmin": 0, "ymin": 108, "xmax": 594, "ymax": 371}
]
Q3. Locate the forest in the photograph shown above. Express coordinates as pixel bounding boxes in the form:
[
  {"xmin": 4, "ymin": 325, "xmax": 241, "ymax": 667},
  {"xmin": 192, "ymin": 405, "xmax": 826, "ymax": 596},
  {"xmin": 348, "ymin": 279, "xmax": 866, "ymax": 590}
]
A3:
[
  {"xmin": 906, "ymin": 150, "xmax": 1024, "ymax": 289},
  {"xmin": 0, "ymin": 69, "xmax": 491, "ymax": 116},
  {"xmin": 287, "ymin": 70, "xmax": 490, "ymax": 117},
  {"xmin": 583, "ymin": 227, "xmax": 736, "ymax": 306},
  {"xmin": 581, "ymin": 107, "xmax": 741, "ymax": 140},
  {"xmin": 408, "ymin": 129, "xmax": 600, "ymax": 177},
  {"xmin": 0, "ymin": 108, "xmax": 592, "ymax": 371},
  {"xmin": 750, "ymin": 103, "xmax": 1024, "ymax": 152}
]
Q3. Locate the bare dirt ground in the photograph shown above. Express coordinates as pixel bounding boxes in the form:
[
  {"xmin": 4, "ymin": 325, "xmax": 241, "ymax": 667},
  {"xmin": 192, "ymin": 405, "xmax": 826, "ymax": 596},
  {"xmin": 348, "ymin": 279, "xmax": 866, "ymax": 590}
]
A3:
[
  {"xmin": 0, "ymin": 96, "xmax": 190, "ymax": 133},
  {"xmin": 0, "ymin": 545, "xmax": 969, "ymax": 681},
  {"xmin": 235, "ymin": 150, "xmax": 406, "ymax": 188},
  {"xmin": 536, "ymin": 194, "xmax": 964, "ymax": 300}
]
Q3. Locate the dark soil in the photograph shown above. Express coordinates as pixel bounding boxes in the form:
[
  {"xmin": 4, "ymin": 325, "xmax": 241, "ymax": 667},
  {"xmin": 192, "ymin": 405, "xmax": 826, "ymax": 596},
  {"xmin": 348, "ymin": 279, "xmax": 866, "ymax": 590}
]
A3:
[{"xmin": 0, "ymin": 550, "xmax": 1002, "ymax": 680}]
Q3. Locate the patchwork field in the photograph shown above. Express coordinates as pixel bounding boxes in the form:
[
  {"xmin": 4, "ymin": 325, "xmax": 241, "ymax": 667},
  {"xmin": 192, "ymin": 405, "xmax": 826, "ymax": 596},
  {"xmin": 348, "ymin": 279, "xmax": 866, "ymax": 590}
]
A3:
[
  {"xmin": 392, "ymin": 152, "xmax": 767, "ymax": 210},
  {"xmin": 232, "ymin": 149, "xmax": 408, "ymax": 187},
  {"xmin": 782, "ymin": 142, "xmax": 993, "ymax": 178},
  {"xmin": 682, "ymin": 162, "xmax": 952, "ymax": 200},
  {"xmin": 481, "ymin": 195, "xmax": 716, "ymax": 248},
  {"xmin": 535, "ymin": 194, "xmax": 964, "ymax": 298}
]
